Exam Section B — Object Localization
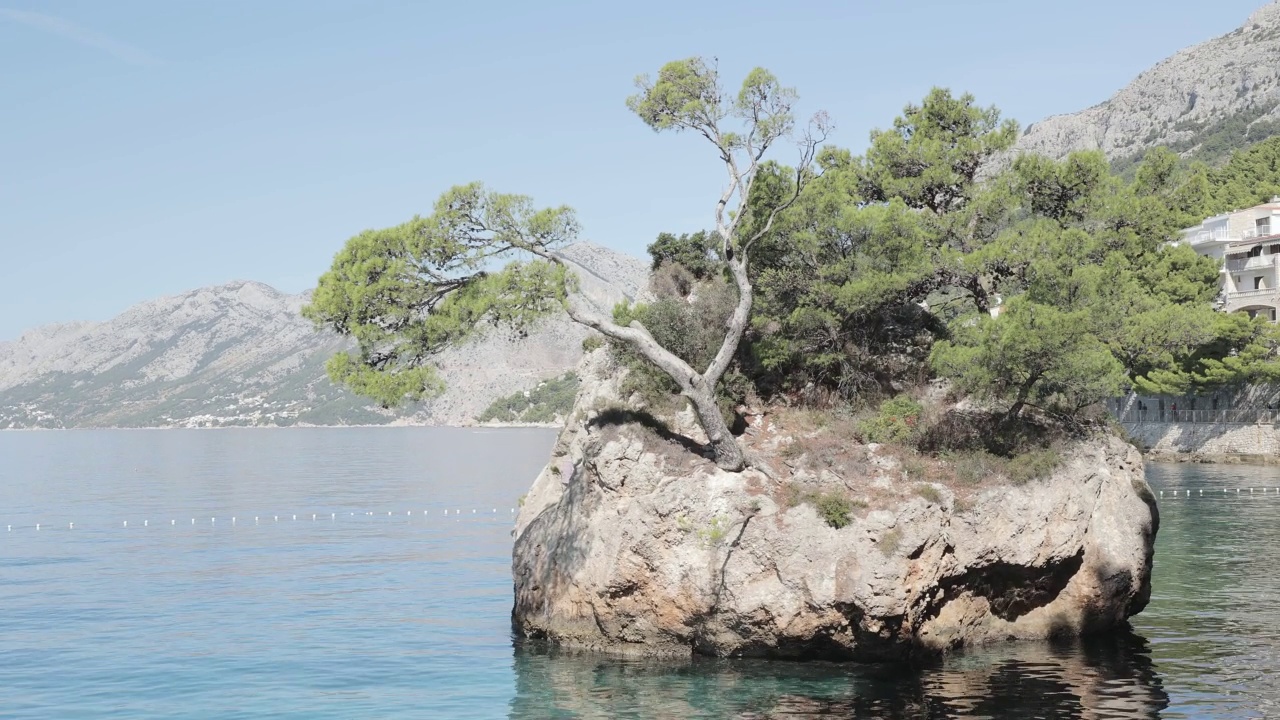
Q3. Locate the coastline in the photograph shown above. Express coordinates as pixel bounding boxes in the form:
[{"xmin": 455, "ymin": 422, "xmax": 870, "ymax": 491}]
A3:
[
  {"xmin": 1144, "ymin": 450, "xmax": 1280, "ymax": 466},
  {"xmin": 0, "ymin": 421, "xmax": 561, "ymax": 432}
]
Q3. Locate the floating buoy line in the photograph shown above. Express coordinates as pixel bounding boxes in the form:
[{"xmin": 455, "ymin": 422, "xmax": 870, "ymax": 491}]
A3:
[
  {"xmin": 1158, "ymin": 487, "xmax": 1280, "ymax": 499},
  {"xmin": 5, "ymin": 507, "xmax": 518, "ymax": 532}
]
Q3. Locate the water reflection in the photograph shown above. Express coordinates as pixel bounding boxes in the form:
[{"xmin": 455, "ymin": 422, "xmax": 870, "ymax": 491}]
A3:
[
  {"xmin": 510, "ymin": 462, "xmax": 1280, "ymax": 719},
  {"xmin": 509, "ymin": 631, "xmax": 1169, "ymax": 719}
]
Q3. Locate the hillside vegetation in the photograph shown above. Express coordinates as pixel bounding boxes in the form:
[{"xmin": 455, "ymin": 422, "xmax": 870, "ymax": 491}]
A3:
[
  {"xmin": 615, "ymin": 92, "xmax": 1280, "ymax": 458},
  {"xmin": 476, "ymin": 373, "xmax": 579, "ymax": 424}
]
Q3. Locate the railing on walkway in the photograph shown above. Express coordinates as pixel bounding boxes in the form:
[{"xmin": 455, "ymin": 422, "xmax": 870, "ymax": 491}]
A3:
[{"xmin": 1115, "ymin": 408, "xmax": 1280, "ymax": 424}]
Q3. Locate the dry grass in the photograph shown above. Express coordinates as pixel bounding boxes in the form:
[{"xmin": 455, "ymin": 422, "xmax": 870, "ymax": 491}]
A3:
[
  {"xmin": 767, "ymin": 407, "xmax": 870, "ymax": 478},
  {"xmin": 877, "ymin": 528, "xmax": 902, "ymax": 556},
  {"xmin": 779, "ymin": 481, "xmax": 868, "ymax": 528},
  {"xmin": 914, "ymin": 484, "xmax": 943, "ymax": 505}
]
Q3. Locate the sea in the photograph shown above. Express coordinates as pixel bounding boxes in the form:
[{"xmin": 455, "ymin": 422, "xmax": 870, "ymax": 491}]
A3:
[{"xmin": 0, "ymin": 427, "xmax": 1276, "ymax": 719}]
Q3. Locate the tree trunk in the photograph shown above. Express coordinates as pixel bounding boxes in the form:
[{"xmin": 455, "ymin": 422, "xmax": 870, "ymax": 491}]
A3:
[
  {"xmin": 1004, "ymin": 372, "xmax": 1041, "ymax": 424},
  {"xmin": 685, "ymin": 382, "xmax": 745, "ymax": 472}
]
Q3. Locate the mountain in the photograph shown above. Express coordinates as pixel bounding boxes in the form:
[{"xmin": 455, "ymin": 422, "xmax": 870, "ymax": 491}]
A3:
[
  {"xmin": 0, "ymin": 243, "xmax": 649, "ymax": 429},
  {"xmin": 1015, "ymin": 2, "xmax": 1280, "ymax": 167}
]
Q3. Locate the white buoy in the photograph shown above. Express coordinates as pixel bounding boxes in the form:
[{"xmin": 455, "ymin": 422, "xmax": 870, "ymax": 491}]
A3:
[
  {"xmin": 331, "ymin": 513, "xmax": 335, "ymax": 520},
  {"xmin": 292, "ymin": 515, "xmax": 296, "ymax": 521},
  {"xmin": 69, "ymin": 522, "xmax": 73, "ymax": 529},
  {"xmin": 274, "ymin": 515, "xmax": 279, "ymax": 522},
  {"xmin": 123, "ymin": 521, "xmax": 128, "ymax": 528},
  {"xmin": 1160, "ymin": 491, "xmax": 1164, "ymax": 498},
  {"xmin": 387, "ymin": 511, "xmax": 392, "ymax": 516},
  {"xmin": 255, "ymin": 517, "xmax": 259, "ymax": 525},
  {"xmin": 1200, "ymin": 489, "xmax": 1203, "ymax": 495},
  {"xmin": 144, "ymin": 520, "xmax": 148, "ymax": 526},
  {"xmin": 171, "ymin": 519, "xmax": 175, "ymax": 526},
  {"xmin": 232, "ymin": 517, "xmax": 237, "ymax": 525},
  {"xmin": 312, "ymin": 514, "xmax": 316, "ymax": 521},
  {"xmin": 191, "ymin": 518, "xmax": 195, "ymax": 525},
  {"xmin": 444, "ymin": 509, "xmax": 448, "ymax": 516},
  {"xmin": 36, "ymin": 523, "xmax": 40, "ymax": 531},
  {"xmin": 492, "ymin": 508, "xmax": 496, "ymax": 513},
  {"xmin": 212, "ymin": 518, "xmax": 216, "ymax": 524}
]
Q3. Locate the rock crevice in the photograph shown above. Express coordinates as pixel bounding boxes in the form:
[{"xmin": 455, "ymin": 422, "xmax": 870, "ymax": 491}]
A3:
[{"xmin": 512, "ymin": 350, "xmax": 1159, "ymax": 660}]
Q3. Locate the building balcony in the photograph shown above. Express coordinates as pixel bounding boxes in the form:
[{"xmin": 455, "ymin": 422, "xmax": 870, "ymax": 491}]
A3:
[
  {"xmin": 1243, "ymin": 224, "xmax": 1273, "ymax": 240},
  {"xmin": 1224, "ymin": 289, "xmax": 1278, "ymax": 315},
  {"xmin": 1192, "ymin": 229, "xmax": 1232, "ymax": 243},
  {"xmin": 1225, "ymin": 255, "xmax": 1278, "ymax": 272}
]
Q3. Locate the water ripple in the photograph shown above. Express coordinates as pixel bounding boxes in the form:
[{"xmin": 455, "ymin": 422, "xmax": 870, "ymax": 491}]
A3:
[{"xmin": 1, "ymin": 431, "xmax": 1278, "ymax": 718}]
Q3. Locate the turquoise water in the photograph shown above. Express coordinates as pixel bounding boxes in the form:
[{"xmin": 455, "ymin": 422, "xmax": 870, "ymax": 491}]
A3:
[{"xmin": 1, "ymin": 429, "xmax": 1277, "ymax": 718}]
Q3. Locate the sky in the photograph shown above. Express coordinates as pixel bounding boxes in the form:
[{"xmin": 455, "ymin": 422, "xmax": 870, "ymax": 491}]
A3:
[{"xmin": 0, "ymin": 0, "xmax": 1271, "ymax": 340}]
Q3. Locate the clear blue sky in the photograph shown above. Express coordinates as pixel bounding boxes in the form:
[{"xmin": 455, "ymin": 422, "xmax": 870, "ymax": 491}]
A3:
[{"xmin": 0, "ymin": 0, "xmax": 1269, "ymax": 339}]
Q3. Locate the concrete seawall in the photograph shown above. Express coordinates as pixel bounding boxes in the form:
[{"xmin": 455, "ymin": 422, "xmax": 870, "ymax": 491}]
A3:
[{"xmin": 1122, "ymin": 421, "xmax": 1280, "ymax": 463}]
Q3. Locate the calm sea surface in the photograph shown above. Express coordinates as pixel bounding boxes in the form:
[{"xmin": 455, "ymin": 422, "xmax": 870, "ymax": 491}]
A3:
[{"xmin": 1, "ymin": 428, "xmax": 1277, "ymax": 719}]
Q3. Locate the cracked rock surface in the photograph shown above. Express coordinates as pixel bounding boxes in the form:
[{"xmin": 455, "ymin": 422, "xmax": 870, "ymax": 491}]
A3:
[
  {"xmin": 1014, "ymin": 2, "xmax": 1280, "ymax": 162},
  {"xmin": 512, "ymin": 351, "xmax": 1159, "ymax": 660}
]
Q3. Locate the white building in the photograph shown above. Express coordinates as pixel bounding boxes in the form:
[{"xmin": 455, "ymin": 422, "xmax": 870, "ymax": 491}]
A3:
[{"xmin": 1180, "ymin": 198, "xmax": 1280, "ymax": 321}]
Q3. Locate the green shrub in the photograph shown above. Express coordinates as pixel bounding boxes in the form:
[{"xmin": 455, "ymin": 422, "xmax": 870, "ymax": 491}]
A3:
[
  {"xmin": 698, "ymin": 516, "xmax": 730, "ymax": 546},
  {"xmin": 780, "ymin": 484, "xmax": 859, "ymax": 528},
  {"xmin": 858, "ymin": 396, "xmax": 923, "ymax": 444},
  {"xmin": 476, "ymin": 373, "xmax": 579, "ymax": 423},
  {"xmin": 1006, "ymin": 448, "xmax": 1061, "ymax": 485},
  {"xmin": 915, "ymin": 484, "xmax": 943, "ymax": 504},
  {"xmin": 608, "ymin": 281, "xmax": 748, "ymax": 419},
  {"xmin": 581, "ymin": 335, "xmax": 604, "ymax": 352},
  {"xmin": 814, "ymin": 493, "xmax": 853, "ymax": 529}
]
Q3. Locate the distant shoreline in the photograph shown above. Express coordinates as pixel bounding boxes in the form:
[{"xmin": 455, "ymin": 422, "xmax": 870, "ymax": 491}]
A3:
[
  {"xmin": 0, "ymin": 422, "xmax": 561, "ymax": 432},
  {"xmin": 1144, "ymin": 450, "xmax": 1280, "ymax": 466}
]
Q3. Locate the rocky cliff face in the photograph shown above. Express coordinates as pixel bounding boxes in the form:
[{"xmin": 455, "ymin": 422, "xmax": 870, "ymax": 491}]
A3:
[
  {"xmin": 1015, "ymin": 2, "xmax": 1280, "ymax": 163},
  {"xmin": 0, "ymin": 243, "xmax": 649, "ymax": 429},
  {"xmin": 512, "ymin": 350, "xmax": 1159, "ymax": 660}
]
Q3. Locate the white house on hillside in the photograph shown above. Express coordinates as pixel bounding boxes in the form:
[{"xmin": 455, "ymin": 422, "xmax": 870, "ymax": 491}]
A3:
[{"xmin": 1180, "ymin": 198, "xmax": 1280, "ymax": 321}]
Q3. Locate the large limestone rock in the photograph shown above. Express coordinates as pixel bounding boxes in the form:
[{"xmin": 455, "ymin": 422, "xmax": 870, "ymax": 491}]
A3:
[{"xmin": 512, "ymin": 351, "xmax": 1159, "ymax": 660}]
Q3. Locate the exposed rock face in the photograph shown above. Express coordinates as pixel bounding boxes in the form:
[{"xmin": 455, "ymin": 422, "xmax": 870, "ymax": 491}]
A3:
[
  {"xmin": 512, "ymin": 351, "xmax": 1159, "ymax": 660},
  {"xmin": 0, "ymin": 242, "xmax": 649, "ymax": 429},
  {"xmin": 1015, "ymin": 2, "xmax": 1280, "ymax": 161}
]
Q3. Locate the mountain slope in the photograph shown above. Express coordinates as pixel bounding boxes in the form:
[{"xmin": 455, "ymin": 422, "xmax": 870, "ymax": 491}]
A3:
[
  {"xmin": 1015, "ymin": 2, "xmax": 1280, "ymax": 165},
  {"xmin": 0, "ymin": 243, "xmax": 649, "ymax": 429}
]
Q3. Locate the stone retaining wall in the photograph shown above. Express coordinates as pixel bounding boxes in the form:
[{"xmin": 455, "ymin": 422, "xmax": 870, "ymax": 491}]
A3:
[{"xmin": 1123, "ymin": 420, "xmax": 1280, "ymax": 459}]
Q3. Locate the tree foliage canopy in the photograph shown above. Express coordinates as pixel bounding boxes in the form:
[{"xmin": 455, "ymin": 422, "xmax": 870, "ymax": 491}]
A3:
[
  {"xmin": 302, "ymin": 183, "xmax": 575, "ymax": 407},
  {"xmin": 309, "ymin": 63, "xmax": 1280, "ymax": 463},
  {"xmin": 308, "ymin": 58, "xmax": 827, "ymax": 471},
  {"xmin": 651, "ymin": 90, "xmax": 1277, "ymax": 421}
]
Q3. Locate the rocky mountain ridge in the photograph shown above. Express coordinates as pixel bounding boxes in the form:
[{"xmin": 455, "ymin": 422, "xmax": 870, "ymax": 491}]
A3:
[
  {"xmin": 1015, "ymin": 2, "xmax": 1280, "ymax": 164},
  {"xmin": 0, "ymin": 243, "xmax": 649, "ymax": 429}
]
